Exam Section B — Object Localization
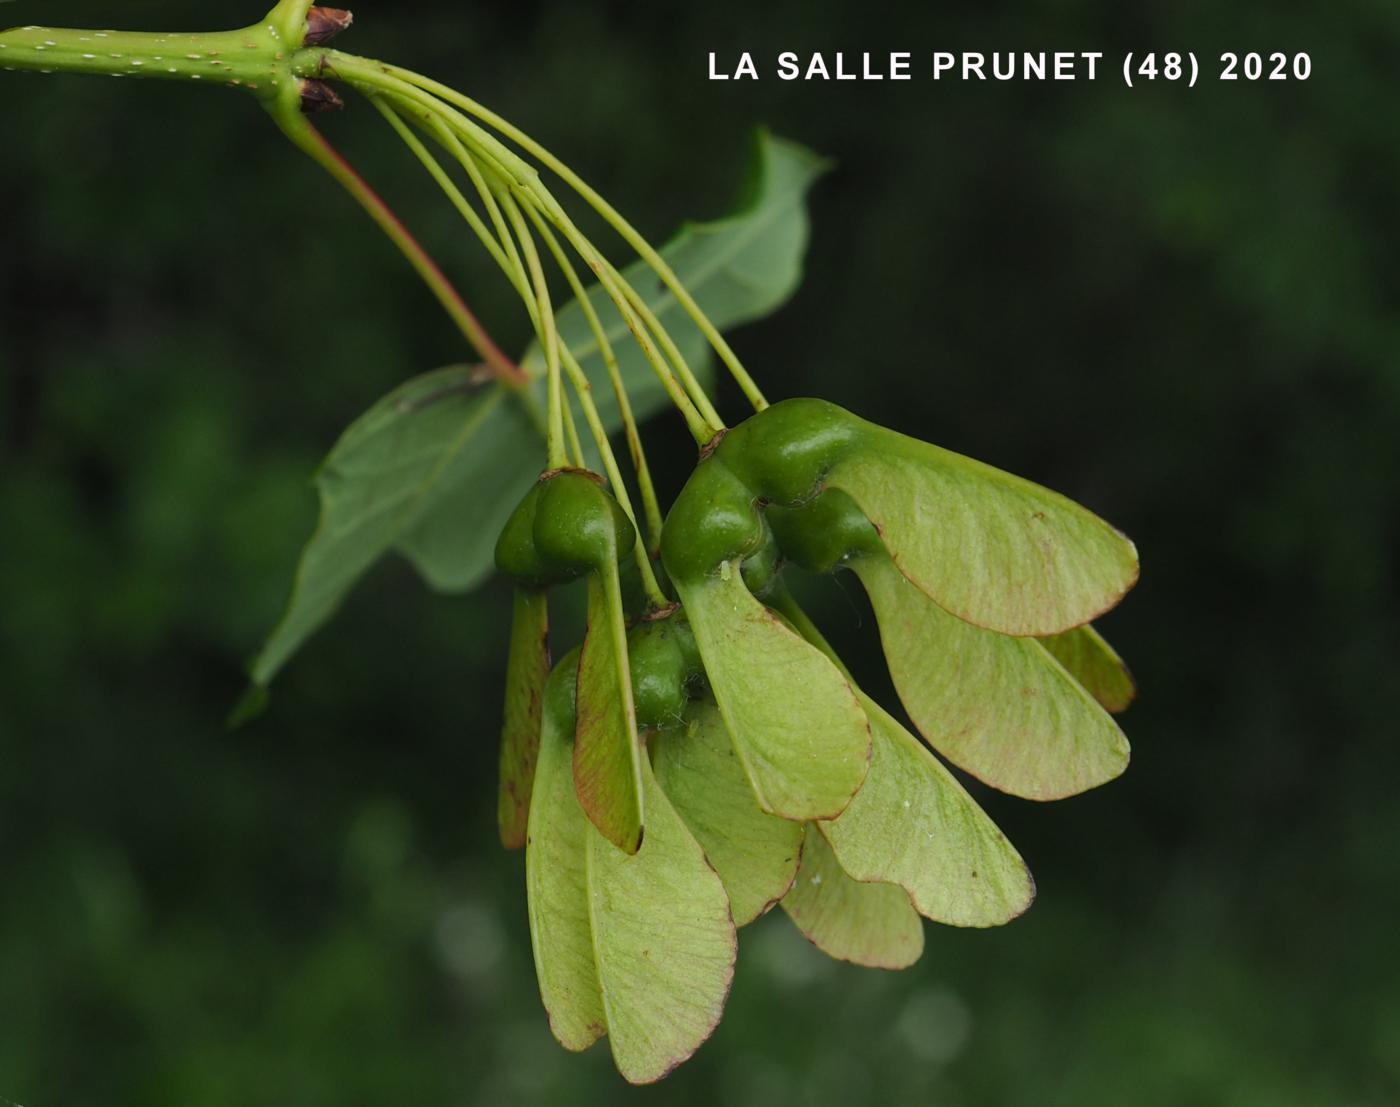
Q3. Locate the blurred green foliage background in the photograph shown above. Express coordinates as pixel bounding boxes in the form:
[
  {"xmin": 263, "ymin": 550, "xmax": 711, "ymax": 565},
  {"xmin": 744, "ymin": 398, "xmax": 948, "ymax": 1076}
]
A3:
[{"xmin": 3, "ymin": 2, "xmax": 1398, "ymax": 1104}]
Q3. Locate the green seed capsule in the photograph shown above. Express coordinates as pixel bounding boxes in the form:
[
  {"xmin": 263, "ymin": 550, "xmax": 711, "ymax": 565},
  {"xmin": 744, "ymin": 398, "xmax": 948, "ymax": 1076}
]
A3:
[
  {"xmin": 739, "ymin": 518, "xmax": 782, "ymax": 597},
  {"xmin": 534, "ymin": 470, "xmax": 635, "ymax": 577},
  {"xmin": 543, "ymin": 645, "xmax": 581, "ymax": 732},
  {"xmin": 767, "ymin": 487, "xmax": 883, "ymax": 575},
  {"xmin": 661, "ymin": 457, "xmax": 763, "ymax": 584},
  {"xmin": 496, "ymin": 470, "xmax": 636, "ymax": 589},
  {"xmin": 625, "ymin": 613, "xmax": 707, "ymax": 730},
  {"xmin": 671, "ymin": 616, "xmax": 702, "ymax": 678},
  {"xmin": 495, "ymin": 480, "xmax": 552, "ymax": 587},
  {"xmin": 718, "ymin": 397, "xmax": 862, "ymax": 506},
  {"xmin": 627, "ymin": 620, "xmax": 690, "ymax": 730}
]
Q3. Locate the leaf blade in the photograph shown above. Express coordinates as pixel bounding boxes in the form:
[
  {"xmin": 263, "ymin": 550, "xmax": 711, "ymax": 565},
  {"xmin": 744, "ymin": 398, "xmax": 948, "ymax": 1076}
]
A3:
[{"xmin": 248, "ymin": 370, "xmax": 537, "ymax": 688}]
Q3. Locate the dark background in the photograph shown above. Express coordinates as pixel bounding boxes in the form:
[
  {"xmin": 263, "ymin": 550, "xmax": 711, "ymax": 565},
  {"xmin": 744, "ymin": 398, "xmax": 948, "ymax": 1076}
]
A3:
[{"xmin": 3, "ymin": 2, "xmax": 1398, "ymax": 1104}]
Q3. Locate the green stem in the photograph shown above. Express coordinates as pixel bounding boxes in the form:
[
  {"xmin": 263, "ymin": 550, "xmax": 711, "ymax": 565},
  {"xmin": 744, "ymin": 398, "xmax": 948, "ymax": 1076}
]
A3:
[
  {"xmin": 271, "ymin": 108, "xmax": 528, "ymax": 389},
  {"xmin": 2, "ymin": 13, "xmax": 748, "ymax": 433},
  {"xmin": 365, "ymin": 59, "xmax": 770, "ymax": 413},
  {"xmin": 436, "ymin": 121, "xmax": 532, "ymax": 301},
  {"xmin": 0, "ymin": 14, "xmax": 531, "ymax": 393},
  {"xmin": 561, "ymin": 391, "xmax": 587, "ymax": 469},
  {"xmin": 415, "ymin": 114, "xmax": 529, "ymax": 290},
  {"xmin": 0, "ymin": 21, "xmax": 287, "ymax": 90},
  {"xmin": 380, "ymin": 97, "xmax": 535, "ymax": 314},
  {"xmin": 496, "ymin": 178, "xmax": 567, "ymax": 468},
  {"xmin": 266, "ymin": 0, "xmax": 317, "ymax": 46},
  {"xmin": 557, "ymin": 337, "xmax": 672, "ymax": 609},
  {"xmin": 495, "ymin": 194, "xmax": 670, "ymax": 608},
  {"xmin": 546, "ymin": 210, "xmax": 715, "ymax": 445},
  {"xmin": 304, "ymin": 53, "xmax": 717, "ymax": 444},
  {"xmin": 566, "ymin": 227, "xmax": 724, "ymax": 430},
  {"xmin": 523, "ymin": 205, "xmax": 667, "ymax": 554},
  {"xmin": 383, "ymin": 94, "xmax": 666, "ymax": 587},
  {"xmin": 373, "ymin": 96, "xmax": 517, "ymax": 282},
  {"xmin": 375, "ymin": 92, "xmax": 680, "ymax": 565},
  {"xmin": 308, "ymin": 51, "xmax": 545, "ymax": 200}
]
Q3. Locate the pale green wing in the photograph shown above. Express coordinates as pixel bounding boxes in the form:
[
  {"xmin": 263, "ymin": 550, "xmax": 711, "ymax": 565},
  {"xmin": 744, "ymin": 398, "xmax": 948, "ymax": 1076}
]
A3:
[
  {"xmin": 525, "ymin": 661, "xmax": 605, "ymax": 1052},
  {"xmin": 829, "ymin": 423, "xmax": 1138, "ymax": 637},
  {"xmin": 575, "ymin": 558, "xmax": 644, "ymax": 853},
  {"xmin": 856, "ymin": 554, "xmax": 1130, "ymax": 800},
  {"xmin": 587, "ymin": 755, "xmax": 737, "ymax": 1084},
  {"xmin": 781, "ymin": 825, "xmax": 923, "ymax": 970},
  {"xmin": 499, "ymin": 588, "xmax": 550, "ymax": 848},
  {"xmin": 821, "ymin": 693, "xmax": 1035, "ymax": 927},
  {"xmin": 677, "ymin": 564, "xmax": 870, "ymax": 819},
  {"xmin": 652, "ymin": 700, "xmax": 804, "ymax": 926},
  {"xmin": 1039, "ymin": 624, "xmax": 1137, "ymax": 713}
]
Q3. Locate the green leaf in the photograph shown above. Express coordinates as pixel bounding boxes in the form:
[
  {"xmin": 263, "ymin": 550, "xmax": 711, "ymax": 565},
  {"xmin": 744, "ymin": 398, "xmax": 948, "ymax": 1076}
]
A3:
[
  {"xmin": 250, "ymin": 131, "xmax": 829, "ymax": 692},
  {"xmin": 574, "ymin": 561, "xmax": 644, "ymax": 854},
  {"xmin": 676, "ymin": 562, "xmax": 870, "ymax": 820},
  {"xmin": 525, "ymin": 655, "xmax": 604, "ymax": 1052},
  {"xmin": 855, "ymin": 554, "xmax": 1130, "ymax": 800},
  {"xmin": 1039, "ymin": 624, "xmax": 1137, "ymax": 713},
  {"xmin": 820, "ymin": 692, "xmax": 1035, "ymax": 927},
  {"xmin": 652, "ymin": 699, "xmax": 803, "ymax": 926},
  {"xmin": 527, "ymin": 656, "xmax": 736, "ymax": 1084},
  {"xmin": 781, "ymin": 825, "xmax": 924, "ymax": 970},
  {"xmin": 587, "ymin": 755, "xmax": 736, "ymax": 1084},
  {"xmin": 499, "ymin": 588, "xmax": 551, "ymax": 849},
  {"xmin": 830, "ymin": 421, "xmax": 1139, "ymax": 637},
  {"xmin": 249, "ymin": 372, "xmax": 536, "ymax": 688}
]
